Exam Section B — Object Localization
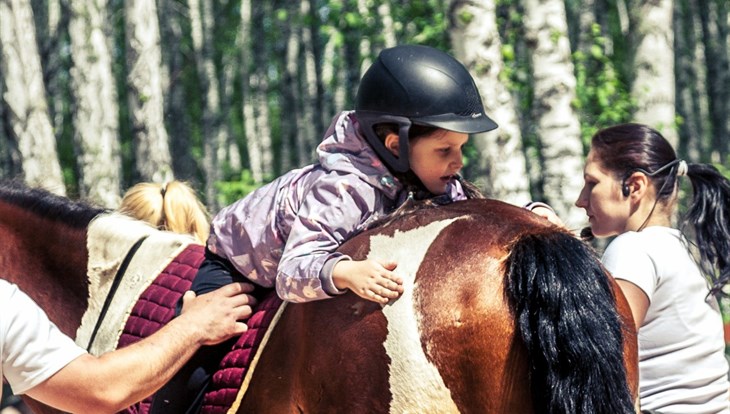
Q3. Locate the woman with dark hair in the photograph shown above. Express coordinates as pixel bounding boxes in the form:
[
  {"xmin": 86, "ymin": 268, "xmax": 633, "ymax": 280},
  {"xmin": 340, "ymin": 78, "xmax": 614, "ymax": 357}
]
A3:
[{"xmin": 575, "ymin": 123, "xmax": 730, "ymax": 413}]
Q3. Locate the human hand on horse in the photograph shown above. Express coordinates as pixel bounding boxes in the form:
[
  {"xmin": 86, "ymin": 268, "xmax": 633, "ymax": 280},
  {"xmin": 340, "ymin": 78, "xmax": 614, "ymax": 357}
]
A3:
[
  {"xmin": 178, "ymin": 282, "xmax": 257, "ymax": 345},
  {"xmin": 332, "ymin": 259, "xmax": 404, "ymax": 304},
  {"xmin": 524, "ymin": 201, "xmax": 566, "ymax": 227}
]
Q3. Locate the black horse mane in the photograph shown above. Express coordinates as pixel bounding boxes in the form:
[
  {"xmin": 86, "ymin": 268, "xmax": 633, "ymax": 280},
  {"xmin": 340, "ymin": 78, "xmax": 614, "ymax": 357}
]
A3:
[{"xmin": 0, "ymin": 180, "xmax": 107, "ymax": 229}]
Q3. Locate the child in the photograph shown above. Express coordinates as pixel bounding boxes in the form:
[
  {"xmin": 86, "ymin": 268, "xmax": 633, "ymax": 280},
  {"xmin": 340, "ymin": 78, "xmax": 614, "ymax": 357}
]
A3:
[
  {"xmin": 118, "ymin": 181, "xmax": 210, "ymax": 244},
  {"xmin": 150, "ymin": 44, "xmax": 499, "ymax": 414},
  {"xmin": 190, "ymin": 44, "xmax": 498, "ymax": 305},
  {"xmin": 575, "ymin": 123, "xmax": 730, "ymax": 413}
]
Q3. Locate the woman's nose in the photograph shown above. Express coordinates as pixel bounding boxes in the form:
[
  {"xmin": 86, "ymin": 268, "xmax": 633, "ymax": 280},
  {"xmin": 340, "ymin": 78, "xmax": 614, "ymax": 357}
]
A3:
[{"xmin": 575, "ymin": 188, "xmax": 587, "ymax": 208}]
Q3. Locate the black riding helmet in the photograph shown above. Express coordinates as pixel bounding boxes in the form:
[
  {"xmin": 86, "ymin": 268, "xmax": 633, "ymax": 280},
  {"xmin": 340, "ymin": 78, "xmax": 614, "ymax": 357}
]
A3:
[{"xmin": 355, "ymin": 44, "xmax": 498, "ymax": 173}]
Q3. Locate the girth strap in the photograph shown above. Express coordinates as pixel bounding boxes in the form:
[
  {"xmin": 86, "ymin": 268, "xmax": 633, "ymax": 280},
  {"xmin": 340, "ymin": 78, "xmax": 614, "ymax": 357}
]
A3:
[{"xmin": 86, "ymin": 235, "xmax": 149, "ymax": 351}]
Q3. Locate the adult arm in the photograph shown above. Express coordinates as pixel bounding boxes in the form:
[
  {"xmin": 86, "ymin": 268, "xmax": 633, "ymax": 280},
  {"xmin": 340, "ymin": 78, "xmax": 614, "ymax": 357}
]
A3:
[
  {"xmin": 615, "ymin": 279, "xmax": 650, "ymax": 329},
  {"xmin": 602, "ymin": 233, "xmax": 655, "ymax": 331},
  {"xmin": 25, "ymin": 282, "xmax": 254, "ymax": 413}
]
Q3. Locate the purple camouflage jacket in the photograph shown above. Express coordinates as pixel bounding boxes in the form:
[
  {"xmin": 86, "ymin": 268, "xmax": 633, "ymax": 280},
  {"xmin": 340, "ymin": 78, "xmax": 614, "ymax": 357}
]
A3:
[{"xmin": 207, "ymin": 111, "xmax": 467, "ymax": 303}]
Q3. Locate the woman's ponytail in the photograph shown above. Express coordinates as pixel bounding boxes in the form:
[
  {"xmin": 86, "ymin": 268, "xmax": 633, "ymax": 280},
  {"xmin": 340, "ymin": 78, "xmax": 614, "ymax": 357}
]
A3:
[{"xmin": 683, "ymin": 163, "xmax": 730, "ymax": 294}]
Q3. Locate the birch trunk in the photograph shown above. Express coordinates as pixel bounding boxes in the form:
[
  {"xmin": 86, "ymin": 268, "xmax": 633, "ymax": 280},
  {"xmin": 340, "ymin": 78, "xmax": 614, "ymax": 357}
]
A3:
[
  {"xmin": 449, "ymin": 0, "xmax": 531, "ymax": 205},
  {"xmin": 251, "ymin": 3, "xmax": 273, "ymax": 179},
  {"xmin": 300, "ymin": 0, "xmax": 319, "ymax": 164},
  {"xmin": 125, "ymin": 0, "xmax": 173, "ymax": 183},
  {"xmin": 283, "ymin": 5, "xmax": 303, "ymax": 170},
  {"xmin": 158, "ymin": 0, "xmax": 197, "ymax": 181},
  {"xmin": 630, "ymin": 0, "xmax": 677, "ymax": 147},
  {"xmin": 674, "ymin": 0, "xmax": 707, "ymax": 161},
  {"xmin": 697, "ymin": 0, "xmax": 729, "ymax": 162},
  {"xmin": 190, "ymin": 0, "xmax": 224, "ymax": 208},
  {"xmin": 378, "ymin": 1, "xmax": 397, "ymax": 48},
  {"xmin": 523, "ymin": 0, "xmax": 586, "ymax": 229},
  {"xmin": 0, "ymin": 0, "xmax": 66, "ymax": 195},
  {"xmin": 68, "ymin": 0, "xmax": 121, "ymax": 206},
  {"xmin": 320, "ymin": 27, "xmax": 346, "ymax": 127}
]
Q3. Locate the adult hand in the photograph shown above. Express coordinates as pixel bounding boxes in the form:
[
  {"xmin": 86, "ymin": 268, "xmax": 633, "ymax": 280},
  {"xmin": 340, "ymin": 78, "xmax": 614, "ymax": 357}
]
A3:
[{"xmin": 178, "ymin": 282, "xmax": 256, "ymax": 345}]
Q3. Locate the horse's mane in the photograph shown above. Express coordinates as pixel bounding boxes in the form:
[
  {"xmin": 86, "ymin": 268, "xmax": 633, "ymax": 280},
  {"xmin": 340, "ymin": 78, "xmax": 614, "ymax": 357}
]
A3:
[{"xmin": 0, "ymin": 180, "xmax": 107, "ymax": 228}]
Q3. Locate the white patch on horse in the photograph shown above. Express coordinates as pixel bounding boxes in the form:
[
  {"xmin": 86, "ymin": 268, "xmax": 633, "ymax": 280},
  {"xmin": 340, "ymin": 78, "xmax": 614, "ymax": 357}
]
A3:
[
  {"xmin": 76, "ymin": 213, "xmax": 197, "ymax": 355},
  {"xmin": 369, "ymin": 218, "xmax": 462, "ymax": 413}
]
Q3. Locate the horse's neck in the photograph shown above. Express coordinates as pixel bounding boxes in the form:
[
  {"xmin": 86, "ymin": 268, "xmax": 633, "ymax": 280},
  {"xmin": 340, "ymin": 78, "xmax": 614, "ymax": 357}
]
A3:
[{"xmin": 0, "ymin": 203, "xmax": 90, "ymax": 336}]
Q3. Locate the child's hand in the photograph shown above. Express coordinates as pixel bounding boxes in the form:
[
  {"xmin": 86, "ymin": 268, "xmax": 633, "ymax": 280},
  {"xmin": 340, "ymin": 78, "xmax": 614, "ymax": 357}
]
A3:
[{"xmin": 332, "ymin": 259, "xmax": 404, "ymax": 304}]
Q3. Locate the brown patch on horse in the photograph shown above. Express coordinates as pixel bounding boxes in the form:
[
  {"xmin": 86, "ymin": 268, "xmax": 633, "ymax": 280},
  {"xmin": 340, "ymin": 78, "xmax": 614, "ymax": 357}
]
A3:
[{"xmin": 413, "ymin": 202, "xmax": 541, "ymax": 412}]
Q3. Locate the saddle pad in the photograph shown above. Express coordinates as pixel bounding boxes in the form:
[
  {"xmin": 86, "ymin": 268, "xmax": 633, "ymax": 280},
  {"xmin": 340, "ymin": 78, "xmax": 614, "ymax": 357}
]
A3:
[
  {"xmin": 115, "ymin": 244, "xmax": 285, "ymax": 414},
  {"xmin": 117, "ymin": 243, "xmax": 205, "ymax": 414},
  {"xmin": 78, "ymin": 212, "xmax": 197, "ymax": 355},
  {"xmin": 200, "ymin": 292, "xmax": 284, "ymax": 414}
]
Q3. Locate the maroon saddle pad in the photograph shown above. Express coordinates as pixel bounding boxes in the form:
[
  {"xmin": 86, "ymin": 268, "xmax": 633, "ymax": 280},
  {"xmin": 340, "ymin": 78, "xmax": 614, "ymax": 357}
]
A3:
[{"xmin": 116, "ymin": 244, "xmax": 283, "ymax": 414}]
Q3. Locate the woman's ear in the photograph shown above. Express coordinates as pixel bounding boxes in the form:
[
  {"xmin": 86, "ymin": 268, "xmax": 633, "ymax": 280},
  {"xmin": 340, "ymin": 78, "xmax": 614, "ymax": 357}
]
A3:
[
  {"xmin": 384, "ymin": 132, "xmax": 400, "ymax": 156},
  {"xmin": 625, "ymin": 172, "xmax": 650, "ymax": 199}
]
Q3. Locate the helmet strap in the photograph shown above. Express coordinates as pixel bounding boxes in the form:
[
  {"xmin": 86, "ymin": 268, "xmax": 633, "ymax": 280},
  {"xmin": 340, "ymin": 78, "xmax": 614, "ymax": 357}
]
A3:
[{"xmin": 356, "ymin": 112, "xmax": 412, "ymax": 173}]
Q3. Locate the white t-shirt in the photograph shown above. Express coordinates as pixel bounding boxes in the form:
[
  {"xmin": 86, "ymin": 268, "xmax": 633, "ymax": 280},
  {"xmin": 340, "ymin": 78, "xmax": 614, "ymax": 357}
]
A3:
[
  {"xmin": 603, "ymin": 227, "xmax": 730, "ymax": 414},
  {"xmin": 0, "ymin": 279, "xmax": 86, "ymax": 397}
]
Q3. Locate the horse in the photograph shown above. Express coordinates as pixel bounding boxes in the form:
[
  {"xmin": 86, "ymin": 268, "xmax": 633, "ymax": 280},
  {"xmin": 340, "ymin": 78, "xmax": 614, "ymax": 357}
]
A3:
[{"xmin": 0, "ymin": 181, "xmax": 638, "ymax": 413}]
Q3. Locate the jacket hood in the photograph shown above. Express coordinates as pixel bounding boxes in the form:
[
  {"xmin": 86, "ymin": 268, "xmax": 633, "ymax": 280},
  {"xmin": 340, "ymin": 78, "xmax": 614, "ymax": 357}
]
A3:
[{"xmin": 317, "ymin": 111, "xmax": 401, "ymax": 200}]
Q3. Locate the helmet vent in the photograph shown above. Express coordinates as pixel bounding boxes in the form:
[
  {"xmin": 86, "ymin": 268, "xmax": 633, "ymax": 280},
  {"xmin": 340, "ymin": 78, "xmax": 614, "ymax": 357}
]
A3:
[{"xmin": 458, "ymin": 86, "xmax": 483, "ymax": 116}]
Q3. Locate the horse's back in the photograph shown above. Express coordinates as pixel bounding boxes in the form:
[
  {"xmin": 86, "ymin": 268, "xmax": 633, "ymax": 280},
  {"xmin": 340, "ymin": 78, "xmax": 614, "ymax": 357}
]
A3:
[{"xmin": 241, "ymin": 199, "xmax": 550, "ymax": 413}]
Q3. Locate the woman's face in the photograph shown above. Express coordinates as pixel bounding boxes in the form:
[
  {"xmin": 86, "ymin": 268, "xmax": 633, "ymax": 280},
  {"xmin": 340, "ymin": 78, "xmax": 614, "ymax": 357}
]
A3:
[
  {"xmin": 575, "ymin": 149, "xmax": 632, "ymax": 238},
  {"xmin": 408, "ymin": 129, "xmax": 468, "ymax": 195}
]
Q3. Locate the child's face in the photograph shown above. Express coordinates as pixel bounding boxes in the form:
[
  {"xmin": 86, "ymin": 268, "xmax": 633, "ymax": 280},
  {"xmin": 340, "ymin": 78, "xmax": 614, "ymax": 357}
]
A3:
[
  {"xmin": 408, "ymin": 129, "xmax": 469, "ymax": 195},
  {"xmin": 575, "ymin": 149, "xmax": 631, "ymax": 237}
]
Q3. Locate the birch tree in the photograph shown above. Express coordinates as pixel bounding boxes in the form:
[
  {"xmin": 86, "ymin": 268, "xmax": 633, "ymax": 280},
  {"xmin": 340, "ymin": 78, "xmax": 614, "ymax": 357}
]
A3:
[
  {"xmin": 523, "ymin": 0, "xmax": 586, "ymax": 228},
  {"xmin": 697, "ymin": 0, "xmax": 729, "ymax": 162},
  {"xmin": 125, "ymin": 0, "xmax": 173, "ymax": 183},
  {"xmin": 68, "ymin": 0, "xmax": 121, "ymax": 206},
  {"xmin": 630, "ymin": 0, "xmax": 677, "ymax": 147},
  {"xmin": 240, "ymin": 0, "xmax": 273, "ymax": 185},
  {"xmin": 449, "ymin": 0, "xmax": 531, "ymax": 205},
  {"xmin": 674, "ymin": 0, "xmax": 707, "ymax": 162},
  {"xmin": 0, "ymin": 0, "xmax": 65, "ymax": 195},
  {"xmin": 158, "ymin": 0, "xmax": 197, "ymax": 181},
  {"xmin": 189, "ymin": 0, "xmax": 224, "ymax": 208}
]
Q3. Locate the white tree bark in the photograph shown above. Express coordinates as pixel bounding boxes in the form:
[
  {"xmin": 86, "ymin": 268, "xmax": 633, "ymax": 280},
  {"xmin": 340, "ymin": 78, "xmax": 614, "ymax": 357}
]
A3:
[
  {"xmin": 0, "ymin": 0, "xmax": 65, "ymax": 195},
  {"xmin": 68, "ymin": 0, "xmax": 121, "ymax": 206},
  {"xmin": 378, "ymin": 1, "xmax": 397, "ymax": 48},
  {"xmin": 300, "ymin": 0, "xmax": 318, "ymax": 164},
  {"xmin": 631, "ymin": 0, "xmax": 677, "ymax": 147},
  {"xmin": 449, "ymin": 0, "xmax": 531, "ymax": 206},
  {"xmin": 125, "ymin": 0, "xmax": 173, "ymax": 183},
  {"xmin": 190, "ymin": 0, "xmax": 225, "ymax": 207},
  {"xmin": 285, "ymin": 14, "xmax": 303, "ymax": 169},
  {"xmin": 523, "ymin": 0, "xmax": 586, "ymax": 229}
]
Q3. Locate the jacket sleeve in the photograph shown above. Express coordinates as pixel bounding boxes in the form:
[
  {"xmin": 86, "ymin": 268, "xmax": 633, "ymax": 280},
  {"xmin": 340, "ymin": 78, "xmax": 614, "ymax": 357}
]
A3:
[{"xmin": 275, "ymin": 175, "xmax": 377, "ymax": 303}]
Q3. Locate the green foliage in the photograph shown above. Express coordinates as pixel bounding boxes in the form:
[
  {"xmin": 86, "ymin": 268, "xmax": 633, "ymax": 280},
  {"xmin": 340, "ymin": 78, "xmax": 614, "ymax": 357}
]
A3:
[
  {"xmin": 215, "ymin": 169, "xmax": 264, "ymax": 207},
  {"xmin": 573, "ymin": 23, "xmax": 634, "ymax": 148}
]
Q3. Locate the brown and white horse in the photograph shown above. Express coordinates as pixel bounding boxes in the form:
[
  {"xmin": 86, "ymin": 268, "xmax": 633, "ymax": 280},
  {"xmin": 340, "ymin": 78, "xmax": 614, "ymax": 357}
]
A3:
[{"xmin": 0, "ymin": 182, "xmax": 638, "ymax": 413}]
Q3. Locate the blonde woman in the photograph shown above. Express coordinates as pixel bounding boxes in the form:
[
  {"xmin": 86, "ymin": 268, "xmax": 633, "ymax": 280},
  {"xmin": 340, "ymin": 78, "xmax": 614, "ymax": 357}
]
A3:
[{"xmin": 119, "ymin": 181, "xmax": 210, "ymax": 245}]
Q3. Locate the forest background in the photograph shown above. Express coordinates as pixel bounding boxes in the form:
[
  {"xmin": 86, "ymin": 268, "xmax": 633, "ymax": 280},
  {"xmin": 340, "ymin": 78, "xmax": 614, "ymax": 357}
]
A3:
[{"xmin": 1, "ymin": 0, "xmax": 728, "ymax": 233}]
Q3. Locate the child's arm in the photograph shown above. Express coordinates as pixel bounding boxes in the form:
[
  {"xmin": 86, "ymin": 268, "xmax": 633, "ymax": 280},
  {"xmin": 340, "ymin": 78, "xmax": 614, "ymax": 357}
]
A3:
[{"xmin": 331, "ymin": 259, "xmax": 404, "ymax": 304}]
